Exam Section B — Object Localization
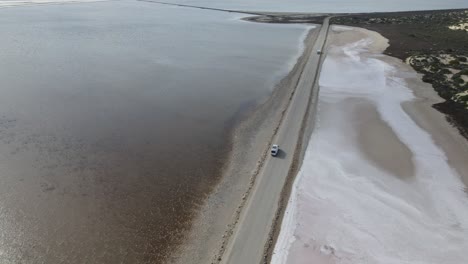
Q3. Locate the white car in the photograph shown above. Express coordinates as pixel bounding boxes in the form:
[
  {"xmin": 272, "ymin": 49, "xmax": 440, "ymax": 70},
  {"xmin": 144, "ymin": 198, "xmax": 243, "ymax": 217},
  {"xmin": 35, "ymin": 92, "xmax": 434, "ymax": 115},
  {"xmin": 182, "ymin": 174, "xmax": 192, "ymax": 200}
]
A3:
[
  {"xmin": 271, "ymin": 144, "xmax": 279, "ymax": 157},
  {"xmin": 317, "ymin": 49, "xmax": 322, "ymax": 55}
]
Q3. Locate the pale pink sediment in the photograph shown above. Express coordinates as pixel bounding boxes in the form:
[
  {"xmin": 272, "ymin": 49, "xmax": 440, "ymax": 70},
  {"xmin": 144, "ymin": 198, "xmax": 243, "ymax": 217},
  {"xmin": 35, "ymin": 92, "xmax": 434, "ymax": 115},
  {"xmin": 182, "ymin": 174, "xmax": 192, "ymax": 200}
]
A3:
[{"xmin": 272, "ymin": 26, "xmax": 468, "ymax": 264}]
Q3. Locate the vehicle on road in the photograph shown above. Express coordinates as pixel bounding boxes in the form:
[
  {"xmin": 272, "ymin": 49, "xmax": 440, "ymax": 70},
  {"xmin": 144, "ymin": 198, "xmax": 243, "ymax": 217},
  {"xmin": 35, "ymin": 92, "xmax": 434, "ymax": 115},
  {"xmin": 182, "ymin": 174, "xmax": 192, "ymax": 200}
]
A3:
[
  {"xmin": 271, "ymin": 144, "xmax": 279, "ymax": 156},
  {"xmin": 317, "ymin": 49, "xmax": 322, "ymax": 54}
]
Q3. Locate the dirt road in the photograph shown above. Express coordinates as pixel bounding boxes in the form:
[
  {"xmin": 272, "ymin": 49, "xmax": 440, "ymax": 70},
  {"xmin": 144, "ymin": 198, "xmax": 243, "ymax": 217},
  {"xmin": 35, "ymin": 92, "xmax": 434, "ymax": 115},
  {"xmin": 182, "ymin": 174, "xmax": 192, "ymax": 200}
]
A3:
[{"xmin": 219, "ymin": 17, "xmax": 331, "ymax": 264}]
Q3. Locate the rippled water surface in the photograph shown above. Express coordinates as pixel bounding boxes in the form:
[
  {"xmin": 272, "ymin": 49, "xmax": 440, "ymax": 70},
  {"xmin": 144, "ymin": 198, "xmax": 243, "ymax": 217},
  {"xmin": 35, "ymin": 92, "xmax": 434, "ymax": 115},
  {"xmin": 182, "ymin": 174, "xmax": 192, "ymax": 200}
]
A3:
[{"xmin": 0, "ymin": 1, "xmax": 309, "ymax": 262}]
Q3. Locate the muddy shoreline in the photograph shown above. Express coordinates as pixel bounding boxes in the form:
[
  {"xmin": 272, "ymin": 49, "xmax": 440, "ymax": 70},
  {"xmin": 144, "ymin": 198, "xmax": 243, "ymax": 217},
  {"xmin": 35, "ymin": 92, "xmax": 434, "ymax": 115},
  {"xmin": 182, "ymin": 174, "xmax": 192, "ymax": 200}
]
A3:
[{"xmin": 168, "ymin": 27, "xmax": 319, "ymax": 264}]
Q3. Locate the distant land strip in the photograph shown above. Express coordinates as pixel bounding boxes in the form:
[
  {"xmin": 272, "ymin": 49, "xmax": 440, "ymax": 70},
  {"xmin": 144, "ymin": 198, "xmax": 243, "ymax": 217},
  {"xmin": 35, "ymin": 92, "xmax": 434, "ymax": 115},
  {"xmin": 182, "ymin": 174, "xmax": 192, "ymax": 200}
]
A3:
[{"xmin": 137, "ymin": 0, "xmax": 266, "ymax": 15}]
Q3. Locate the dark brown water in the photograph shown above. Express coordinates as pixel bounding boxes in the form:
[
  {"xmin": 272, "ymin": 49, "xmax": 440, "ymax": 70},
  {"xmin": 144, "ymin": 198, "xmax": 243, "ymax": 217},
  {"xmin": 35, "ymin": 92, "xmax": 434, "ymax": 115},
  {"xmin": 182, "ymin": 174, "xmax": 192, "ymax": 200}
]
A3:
[{"xmin": 0, "ymin": 1, "xmax": 308, "ymax": 263}]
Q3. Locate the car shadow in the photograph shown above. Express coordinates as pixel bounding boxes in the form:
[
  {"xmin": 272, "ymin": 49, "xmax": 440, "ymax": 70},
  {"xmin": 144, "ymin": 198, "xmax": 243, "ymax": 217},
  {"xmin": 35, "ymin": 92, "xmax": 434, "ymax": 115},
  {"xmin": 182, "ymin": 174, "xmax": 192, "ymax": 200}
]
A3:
[{"xmin": 275, "ymin": 149, "xmax": 287, "ymax": 159}]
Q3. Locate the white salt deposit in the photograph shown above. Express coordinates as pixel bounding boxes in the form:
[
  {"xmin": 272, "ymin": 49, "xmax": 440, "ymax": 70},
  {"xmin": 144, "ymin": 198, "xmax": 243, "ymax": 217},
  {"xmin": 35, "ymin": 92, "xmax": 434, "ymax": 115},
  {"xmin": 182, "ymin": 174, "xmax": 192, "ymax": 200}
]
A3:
[
  {"xmin": 449, "ymin": 23, "xmax": 468, "ymax": 32},
  {"xmin": 272, "ymin": 26, "xmax": 468, "ymax": 264}
]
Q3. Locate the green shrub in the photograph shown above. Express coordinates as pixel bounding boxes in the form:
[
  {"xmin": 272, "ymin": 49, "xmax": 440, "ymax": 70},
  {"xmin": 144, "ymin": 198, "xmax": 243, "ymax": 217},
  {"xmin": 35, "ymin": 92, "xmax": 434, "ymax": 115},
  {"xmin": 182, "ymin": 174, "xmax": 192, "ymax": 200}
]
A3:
[
  {"xmin": 439, "ymin": 68, "xmax": 452, "ymax": 74},
  {"xmin": 459, "ymin": 94, "xmax": 468, "ymax": 101},
  {"xmin": 460, "ymin": 69, "xmax": 468, "ymax": 75},
  {"xmin": 453, "ymin": 77, "xmax": 464, "ymax": 84},
  {"xmin": 422, "ymin": 75, "xmax": 434, "ymax": 83},
  {"xmin": 449, "ymin": 60, "xmax": 460, "ymax": 66}
]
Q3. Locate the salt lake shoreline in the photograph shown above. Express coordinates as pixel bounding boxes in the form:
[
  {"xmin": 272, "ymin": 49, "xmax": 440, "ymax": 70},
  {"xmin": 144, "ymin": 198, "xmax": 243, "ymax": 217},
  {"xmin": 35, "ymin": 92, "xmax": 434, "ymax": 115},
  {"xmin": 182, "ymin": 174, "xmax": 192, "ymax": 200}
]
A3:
[
  {"xmin": 174, "ymin": 10, "xmax": 468, "ymax": 264},
  {"xmin": 271, "ymin": 25, "xmax": 468, "ymax": 263},
  {"xmin": 3, "ymin": 1, "xmax": 467, "ymax": 263}
]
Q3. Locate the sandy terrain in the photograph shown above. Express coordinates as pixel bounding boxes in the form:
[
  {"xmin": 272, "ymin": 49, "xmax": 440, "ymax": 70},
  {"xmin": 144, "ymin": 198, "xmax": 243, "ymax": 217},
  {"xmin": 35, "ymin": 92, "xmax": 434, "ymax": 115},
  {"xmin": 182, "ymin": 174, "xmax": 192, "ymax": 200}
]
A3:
[{"xmin": 272, "ymin": 26, "xmax": 468, "ymax": 264}]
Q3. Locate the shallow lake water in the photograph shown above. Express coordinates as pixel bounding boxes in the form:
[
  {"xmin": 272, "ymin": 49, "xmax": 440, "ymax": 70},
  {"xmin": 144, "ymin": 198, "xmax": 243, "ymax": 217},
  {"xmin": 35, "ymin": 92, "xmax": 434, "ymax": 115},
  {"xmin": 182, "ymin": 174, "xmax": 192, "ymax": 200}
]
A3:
[
  {"xmin": 1, "ymin": 0, "xmax": 466, "ymax": 263},
  {"xmin": 0, "ymin": 1, "xmax": 309, "ymax": 262}
]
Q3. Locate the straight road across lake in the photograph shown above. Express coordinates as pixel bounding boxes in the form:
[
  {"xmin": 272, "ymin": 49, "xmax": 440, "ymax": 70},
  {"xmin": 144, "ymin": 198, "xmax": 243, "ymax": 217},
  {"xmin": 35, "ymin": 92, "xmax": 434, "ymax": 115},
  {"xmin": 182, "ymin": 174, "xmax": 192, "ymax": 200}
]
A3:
[{"xmin": 220, "ymin": 17, "xmax": 331, "ymax": 264}]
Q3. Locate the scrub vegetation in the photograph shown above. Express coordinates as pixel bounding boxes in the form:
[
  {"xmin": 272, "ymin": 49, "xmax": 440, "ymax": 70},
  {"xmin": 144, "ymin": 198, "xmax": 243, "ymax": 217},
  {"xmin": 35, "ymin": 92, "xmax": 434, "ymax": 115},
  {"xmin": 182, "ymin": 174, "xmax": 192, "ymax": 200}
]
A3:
[{"xmin": 333, "ymin": 9, "xmax": 468, "ymax": 138}]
